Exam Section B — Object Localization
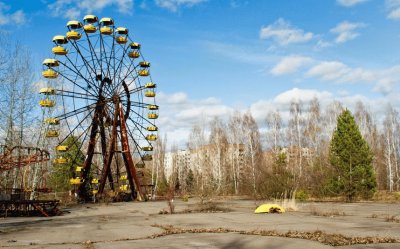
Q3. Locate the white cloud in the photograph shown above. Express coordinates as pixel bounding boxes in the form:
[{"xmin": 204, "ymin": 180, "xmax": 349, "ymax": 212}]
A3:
[
  {"xmin": 336, "ymin": 0, "xmax": 368, "ymax": 7},
  {"xmin": 270, "ymin": 55, "xmax": 313, "ymax": 75},
  {"xmin": 154, "ymin": 0, "xmax": 207, "ymax": 12},
  {"xmin": 259, "ymin": 18, "xmax": 314, "ymax": 46},
  {"xmin": 273, "ymin": 88, "xmax": 332, "ymax": 105},
  {"xmin": 386, "ymin": 0, "xmax": 400, "ymax": 20},
  {"xmin": 48, "ymin": 0, "xmax": 134, "ymax": 19},
  {"xmin": 306, "ymin": 61, "xmax": 351, "ymax": 81},
  {"xmin": 330, "ymin": 21, "xmax": 366, "ymax": 43},
  {"xmin": 0, "ymin": 3, "xmax": 26, "ymax": 26}
]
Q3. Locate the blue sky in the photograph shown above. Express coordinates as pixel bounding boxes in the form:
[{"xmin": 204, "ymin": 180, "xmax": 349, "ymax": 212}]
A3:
[{"xmin": 2, "ymin": 0, "xmax": 400, "ymax": 146}]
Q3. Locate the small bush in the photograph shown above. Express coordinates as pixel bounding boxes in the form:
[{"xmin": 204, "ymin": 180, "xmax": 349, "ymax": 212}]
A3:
[{"xmin": 295, "ymin": 190, "xmax": 309, "ymax": 201}]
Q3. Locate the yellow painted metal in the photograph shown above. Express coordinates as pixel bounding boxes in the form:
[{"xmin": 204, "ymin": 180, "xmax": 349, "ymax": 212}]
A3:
[
  {"xmin": 40, "ymin": 87, "xmax": 56, "ymax": 95},
  {"xmin": 116, "ymin": 27, "xmax": 128, "ymax": 34},
  {"xmin": 84, "ymin": 24, "xmax": 97, "ymax": 33},
  {"xmin": 146, "ymin": 134, "xmax": 157, "ymax": 141},
  {"xmin": 146, "ymin": 126, "xmax": 158, "ymax": 131},
  {"xmin": 138, "ymin": 70, "xmax": 149, "ymax": 77},
  {"xmin": 39, "ymin": 99, "xmax": 55, "ymax": 107},
  {"xmin": 144, "ymin": 91, "xmax": 155, "ymax": 97},
  {"xmin": 148, "ymin": 113, "xmax": 158, "ymax": 119},
  {"xmin": 92, "ymin": 190, "xmax": 98, "ymax": 194},
  {"xmin": 116, "ymin": 36, "xmax": 128, "ymax": 44},
  {"xmin": 52, "ymin": 46, "xmax": 67, "ymax": 55},
  {"xmin": 76, "ymin": 166, "xmax": 82, "ymax": 172},
  {"xmin": 147, "ymin": 105, "xmax": 158, "ymax": 110},
  {"xmin": 142, "ymin": 146, "xmax": 153, "ymax": 152},
  {"xmin": 254, "ymin": 204, "xmax": 285, "ymax": 214},
  {"xmin": 46, "ymin": 129, "xmax": 60, "ymax": 137},
  {"xmin": 120, "ymin": 175, "xmax": 127, "ymax": 180},
  {"xmin": 42, "ymin": 59, "xmax": 59, "ymax": 67},
  {"xmin": 130, "ymin": 42, "xmax": 141, "ymax": 49},
  {"xmin": 52, "ymin": 35, "xmax": 68, "ymax": 44},
  {"xmin": 66, "ymin": 31, "xmax": 81, "ymax": 40},
  {"xmin": 70, "ymin": 178, "xmax": 83, "ymax": 185},
  {"xmin": 91, "ymin": 178, "xmax": 99, "ymax": 184},
  {"xmin": 144, "ymin": 82, "xmax": 156, "ymax": 88},
  {"xmin": 53, "ymin": 157, "xmax": 68, "ymax": 164},
  {"xmin": 139, "ymin": 61, "xmax": 150, "ymax": 68},
  {"xmin": 100, "ymin": 26, "xmax": 113, "ymax": 35},
  {"xmin": 42, "ymin": 69, "xmax": 58, "ymax": 79},
  {"xmin": 136, "ymin": 162, "xmax": 145, "ymax": 168},
  {"xmin": 142, "ymin": 155, "xmax": 153, "ymax": 161},
  {"xmin": 119, "ymin": 184, "xmax": 128, "ymax": 191},
  {"xmin": 83, "ymin": 15, "xmax": 98, "ymax": 23},
  {"xmin": 44, "ymin": 118, "xmax": 60, "ymax": 125},
  {"xmin": 99, "ymin": 17, "xmax": 114, "ymax": 26},
  {"xmin": 128, "ymin": 51, "xmax": 140, "ymax": 58},
  {"xmin": 56, "ymin": 145, "xmax": 68, "ymax": 152},
  {"xmin": 66, "ymin": 20, "xmax": 83, "ymax": 29}
]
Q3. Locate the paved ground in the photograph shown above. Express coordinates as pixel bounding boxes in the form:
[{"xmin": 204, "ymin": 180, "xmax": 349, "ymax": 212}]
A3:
[{"xmin": 0, "ymin": 198, "xmax": 399, "ymax": 248}]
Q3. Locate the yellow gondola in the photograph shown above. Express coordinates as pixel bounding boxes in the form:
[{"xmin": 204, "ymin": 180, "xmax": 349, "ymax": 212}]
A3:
[
  {"xmin": 116, "ymin": 27, "xmax": 128, "ymax": 35},
  {"xmin": 40, "ymin": 87, "xmax": 56, "ymax": 95},
  {"xmin": 66, "ymin": 31, "xmax": 81, "ymax": 40},
  {"xmin": 146, "ymin": 126, "xmax": 158, "ymax": 131},
  {"xmin": 46, "ymin": 129, "xmax": 60, "ymax": 137},
  {"xmin": 146, "ymin": 134, "xmax": 157, "ymax": 141},
  {"xmin": 147, "ymin": 105, "xmax": 158, "ymax": 110},
  {"xmin": 130, "ymin": 42, "xmax": 141, "ymax": 49},
  {"xmin": 142, "ymin": 146, "xmax": 153, "ymax": 151},
  {"xmin": 52, "ymin": 46, "xmax": 68, "ymax": 55},
  {"xmin": 56, "ymin": 145, "xmax": 68, "ymax": 152},
  {"xmin": 43, "ymin": 59, "xmax": 59, "ymax": 67},
  {"xmin": 66, "ymin": 20, "xmax": 83, "ymax": 30},
  {"xmin": 139, "ymin": 61, "xmax": 150, "ymax": 68},
  {"xmin": 145, "ymin": 91, "xmax": 155, "ymax": 97},
  {"xmin": 136, "ymin": 162, "xmax": 145, "ymax": 168},
  {"xmin": 100, "ymin": 17, "xmax": 114, "ymax": 26},
  {"xmin": 138, "ymin": 70, "xmax": 149, "ymax": 76},
  {"xmin": 120, "ymin": 175, "xmax": 127, "ymax": 180},
  {"xmin": 70, "ymin": 177, "xmax": 83, "ymax": 185},
  {"xmin": 119, "ymin": 184, "xmax": 128, "ymax": 191},
  {"xmin": 44, "ymin": 118, "xmax": 60, "ymax": 125},
  {"xmin": 116, "ymin": 36, "xmax": 128, "ymax": 44},
  {"xmin": 128, "ymin": 51, "xmax": 140, "ymax": 58},
  {"xmin": 53, "ymin": 157, "xmax": 68, "ymax": 164},
  {"xmin": 83, "ymin": 15, "xmax": 98, "ymax": 23},
  {"xmin": 42, "ymin": 69, "xmax": 58, "ymax": 79},
  {"xmin": 52, "ymin": 35, "xmax": 68, "ymax": 44},
  {"xmin": 148, "ymin": 113, "xmax": 158, "ymax": 119},
  {"xmin": 91, "ymin": 178, "xmax": 99, "ymax": 184},
  {"xmin": 39, "ymin": 99, "xmax": 55, "ymax": 107},
  {"xmin": 142, "ymin": 155, "xmax": 153, "ymax": 161},
  {"xmin": 92, "ymin": 190, "xmax": 98, "ymax": 194},
  {"xmin": 100, "ymin": 26, "xmax": 113, "ymax": 35},
  {"xmin": 84, "ymin": 24, "xmax": 97, "ymax": 33},
  {"xmin": 144, "ymin": 82, "xmax": 156, "ymax": 88},
  {"xmin": 76, "ymin": 166, "xmax": 83, "ymax": 172}
]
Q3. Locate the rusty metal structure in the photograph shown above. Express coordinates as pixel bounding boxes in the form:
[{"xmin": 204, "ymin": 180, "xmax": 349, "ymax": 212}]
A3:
[
  {"xmin": 0, "ymin": 145, "xmax": 58, "ymax": 217},
  {"xmin": 40, "ymin": 15, "xmax": 158, "ymax": 202}
]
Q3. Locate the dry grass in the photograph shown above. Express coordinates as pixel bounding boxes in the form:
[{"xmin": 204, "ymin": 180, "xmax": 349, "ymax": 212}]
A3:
[
  {"xmin": 151, "ymin": 224, "xmax": 400, "ymax": 246},
  {"xmin": 310, "ymin": 206, "xmax": 346, "ymax": 217},
  {"xmin": 385, "ymin": 215, "xmax": 400, "ymax": 223}
]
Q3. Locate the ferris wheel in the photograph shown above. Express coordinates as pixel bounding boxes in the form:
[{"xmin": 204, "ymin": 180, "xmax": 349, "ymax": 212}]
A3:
[{"xmin": 39, "ymin": 15, "xmax": 158, "ymax": 201}]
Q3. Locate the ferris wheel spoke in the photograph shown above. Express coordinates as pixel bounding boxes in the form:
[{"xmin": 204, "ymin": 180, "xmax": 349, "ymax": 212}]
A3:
[
  {"xmin": 56, "ymin": 70, "xmax": 97, "ymax": 97},
  {"xmin": 68, "ymin": 40, "xmax": 98, "ymax": 79},
  {"xmin": 57, "ymin": 108, "xmax": 95, "ymax": 145},
  {"xmin": 56, "ymin": 102, "xmax": 97, "ymax": 120},
  {"xmin": 55, "ymin": 89, "xmax": 98, "ymax": 101},
  {"xmin": 126, "ymin": 119, "xmax": 153, "ymax": 148},
  {"xmin": 62, "ymin": 55, "xmax": 98, "ymax": 93},
  {"xmin": 85, "ymin": 33, "xmax": 102, "ymax": 75}
]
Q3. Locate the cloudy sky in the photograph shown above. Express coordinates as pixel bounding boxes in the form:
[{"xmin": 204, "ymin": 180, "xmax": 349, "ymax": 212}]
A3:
[{"xmin": 2, "ymin": 0, "xmax": 400, "ymax": 147}]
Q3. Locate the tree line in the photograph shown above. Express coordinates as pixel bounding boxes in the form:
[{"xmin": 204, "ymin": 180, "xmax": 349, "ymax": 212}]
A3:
[{"xmin": 152, "ymin": 99, "xmax": 397, "ymax": 201}]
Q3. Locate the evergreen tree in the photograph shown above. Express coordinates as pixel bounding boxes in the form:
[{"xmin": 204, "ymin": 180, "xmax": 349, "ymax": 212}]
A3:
[{"xmin": 329, "ymin": 109, "xmax": 376, "ymax": 201}]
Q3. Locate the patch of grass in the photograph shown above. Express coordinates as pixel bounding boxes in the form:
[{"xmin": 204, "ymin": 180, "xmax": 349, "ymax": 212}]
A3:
[
  {"xmin": 370, "ymin": 213, "xmax": 378, "ymax": 218},
  {"xmin": 151, "ymin": 224, "xmax": 400, "ymax": 247},
  {"xmin": 385, "ymin": 215, "xmax": 400, "ymax": 223},
  {"xmin": 310, "ymin": 207, "xmax": 346, "ymax": 217}
]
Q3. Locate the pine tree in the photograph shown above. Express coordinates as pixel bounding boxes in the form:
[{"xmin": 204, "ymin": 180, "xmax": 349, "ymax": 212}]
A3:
[{"xmin": 329, "ymin": 109, "xmax": 376, "ymax": 201}]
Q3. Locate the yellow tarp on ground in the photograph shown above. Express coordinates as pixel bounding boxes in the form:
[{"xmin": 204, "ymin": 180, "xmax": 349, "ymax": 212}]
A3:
[{"xmin": 254, "ymin": 204, "xmax": 285, "ymax": 213}]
